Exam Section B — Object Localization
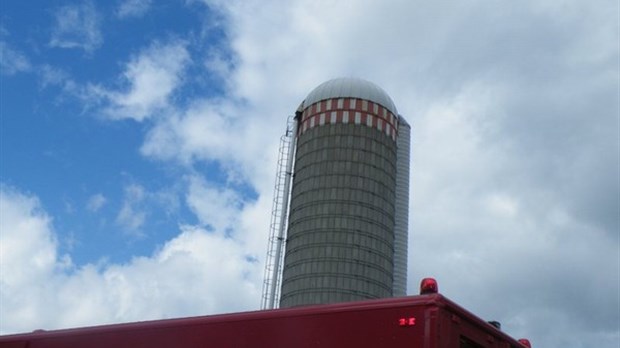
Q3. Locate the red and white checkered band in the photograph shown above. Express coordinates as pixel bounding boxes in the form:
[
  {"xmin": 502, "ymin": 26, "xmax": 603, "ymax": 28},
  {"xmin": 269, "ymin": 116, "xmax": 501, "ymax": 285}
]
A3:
[{"xmin": 298, "ymin": 98, "xmax": 398, "ymax": 141}]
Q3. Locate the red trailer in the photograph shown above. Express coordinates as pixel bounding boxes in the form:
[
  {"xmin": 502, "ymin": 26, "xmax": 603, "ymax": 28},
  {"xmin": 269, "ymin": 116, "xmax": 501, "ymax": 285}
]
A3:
[{"xmin": 0, "ymin": 279, "xmax": 531, "ymax": 348}]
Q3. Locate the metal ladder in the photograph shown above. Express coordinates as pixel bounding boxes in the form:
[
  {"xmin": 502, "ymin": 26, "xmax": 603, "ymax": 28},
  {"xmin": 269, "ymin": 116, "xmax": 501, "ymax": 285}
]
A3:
[{"xmin": 261, "ymin": 116, "xmax": 297, "ymax": 310}]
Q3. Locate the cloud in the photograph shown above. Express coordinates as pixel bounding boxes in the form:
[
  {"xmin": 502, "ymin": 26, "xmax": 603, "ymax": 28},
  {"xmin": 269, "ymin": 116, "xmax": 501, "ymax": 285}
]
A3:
[
  {"xmin": 49, "ymin": 1, "xmax": 102, "ymax": 53},
  {"xmin": 0, "ymin": 186, "xmax": 260, "ymax": 335},
  {"xmin": 0, "ymin": 41, "xmax": 31, "ymax": 75},
  {"xmin": 140, "ymin": 97, "xmax": 281, "ymax": 194},
  {"xmin": 141, "ymin": 99, "xmax": 238, "ymax": 163},
  {"xmin": 407, "ymin": 83, "xmax": 619, "ymax": 346},
  {"xmin": 116, "ymin": 0, "xmax": 152, "ymax": 18},
  {"xmin": 115, "ymin": 184, "xmax": 147, "ymax": 233},
  {"xmin": 147, "ymin": 1, "xmax": 615, "ymax": 347},
  {"xmin": 186, "ymin": 175, "xmax": 244, "ymax": 232},
  {"xmin": 114, "ymin": 183, "xmax": 182, "ymax": 235},
  {"xmin": 88, "ymin": 40, "xmax": 190, "ymax": 121},
  {"xmin": 38, "ymin": 65, "xmax": 71, "ymax": 88},
  {"xmin": 86, "ymin": 193, "xmax": 107, "ymax": 212},
  {"xmin": 0, "ymin": 187, "xmax": 66, "ymax": 287}
]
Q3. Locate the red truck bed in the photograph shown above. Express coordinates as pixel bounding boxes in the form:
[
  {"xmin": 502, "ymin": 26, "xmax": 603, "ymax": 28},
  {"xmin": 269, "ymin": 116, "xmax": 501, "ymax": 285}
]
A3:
[{"xmin": 0, "ymin": 292, "xmax": 528, "ymax": 348}]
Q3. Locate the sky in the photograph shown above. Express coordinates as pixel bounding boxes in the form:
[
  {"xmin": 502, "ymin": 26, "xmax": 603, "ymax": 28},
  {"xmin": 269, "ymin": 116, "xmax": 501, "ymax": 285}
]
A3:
[{"xmin": 0, "ymin": 0, "xmax": 618, "ymax": 346}]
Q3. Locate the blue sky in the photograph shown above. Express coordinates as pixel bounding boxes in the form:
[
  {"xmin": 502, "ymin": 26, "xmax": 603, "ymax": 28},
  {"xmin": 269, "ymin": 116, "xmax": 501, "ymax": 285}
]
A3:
[
  {"xmin": 2, "ymin": 1, "xmax": 238, "ymax": 264},
  {"xmin": 1, "ymin": 1, "xmax": 619, "ymax": 347}
]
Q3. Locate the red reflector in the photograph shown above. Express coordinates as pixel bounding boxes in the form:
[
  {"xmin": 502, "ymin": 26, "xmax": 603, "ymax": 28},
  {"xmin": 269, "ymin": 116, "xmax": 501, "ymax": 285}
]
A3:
[
  {"xmin": 398, "ymin": 317, "xmax": 416, "ymax": 326},
  {"xmin": 518, "ymin": 338, "xmax": 531, "ymax": 347},
  {"xmin": 420, "ymin": 278, "xmax": 438, "ymax": 294}
]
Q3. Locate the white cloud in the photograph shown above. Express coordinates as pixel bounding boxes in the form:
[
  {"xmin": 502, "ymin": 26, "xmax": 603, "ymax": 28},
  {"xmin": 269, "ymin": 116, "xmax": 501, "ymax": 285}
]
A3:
[
  {"xmin": 483, "ymin": 193, "xmax": 519, "ymax": 219},
  {"xmin": 0, "ymin": 187, "xmax": 64, "ymax": 287},
  {"xmin": 117, "ymin": 0, "xmax": 152, "ymax": 19},
  {"xmin": 38, "ymin": 65, "xmax": 69, "ymax": 87},
  {"xmin": 116, "ymin": 184, "xmax": 147, "ymax": 233},
  {"xmin": 35, "ymin": 65, "xmax": 84, "ymax": 101},
  {"xmin": 49, "ymin": 1, "xmax": 102, "ymax": 53},
  {"xmin": 204, "ymin": 49, "xmax": 235, "ymax": 82},
  {"xmin": 140, "ymin": 97, "xmax": 280, "ymax": 195},
  {"xmin": 86, "ymin": 193, "xmax": 107, "ymax": 212},
  {"xmin": 114, "ymin": 183, "xmax": 182, "ymax": 234},
  {"xmin": 141, "ymin": 2, "xmax": 614, "ymax": 347},
  {"xmin": 141, "ymin": 99, "xmax": 237, "ymax": 163},
  {"xmin": 0, "ymin": 41, "xmax": 31, "ymax": 75},
  {"xmin": 89, "ymin": 40, "xmax": 190, "ymax": 121},
  {"xmin": 186, "ymin": 175, "xmax": 243, "ymax": 232},
  {"xmin": 0, "ymin": 186, "xmax": 260, "ymax": 335}
]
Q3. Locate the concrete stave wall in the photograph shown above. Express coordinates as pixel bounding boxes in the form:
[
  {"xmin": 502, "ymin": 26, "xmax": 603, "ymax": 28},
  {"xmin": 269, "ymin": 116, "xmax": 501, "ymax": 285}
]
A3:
[{"xmin": 280, "ymin": 119, "xmax": 397, "ymax": 307}]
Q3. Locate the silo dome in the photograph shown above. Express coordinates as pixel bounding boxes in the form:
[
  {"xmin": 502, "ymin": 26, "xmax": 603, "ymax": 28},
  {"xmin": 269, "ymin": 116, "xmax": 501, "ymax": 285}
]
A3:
[{"xmin": 301, "ymin": 77, "xmax": 398, "ymax": 115}]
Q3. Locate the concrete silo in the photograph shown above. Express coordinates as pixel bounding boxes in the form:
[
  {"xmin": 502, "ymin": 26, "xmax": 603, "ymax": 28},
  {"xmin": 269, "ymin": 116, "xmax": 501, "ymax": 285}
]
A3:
[{"xmin": 262, "ymin": 78, "xmax": 410, "ymax": 309}]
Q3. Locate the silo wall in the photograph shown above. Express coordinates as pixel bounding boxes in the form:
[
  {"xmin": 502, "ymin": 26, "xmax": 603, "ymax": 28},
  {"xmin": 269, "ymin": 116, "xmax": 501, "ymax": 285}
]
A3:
[{"xmin": 279, "ymin": 97, "xmax": 398, "ymax": 307}]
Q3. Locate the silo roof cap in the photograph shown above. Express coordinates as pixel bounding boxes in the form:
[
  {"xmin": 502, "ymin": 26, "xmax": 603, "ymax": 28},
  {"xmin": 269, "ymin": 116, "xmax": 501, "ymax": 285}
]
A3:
[{"xmin": 302, "ymin": 77, "xmax": 398, "ymax": 115}]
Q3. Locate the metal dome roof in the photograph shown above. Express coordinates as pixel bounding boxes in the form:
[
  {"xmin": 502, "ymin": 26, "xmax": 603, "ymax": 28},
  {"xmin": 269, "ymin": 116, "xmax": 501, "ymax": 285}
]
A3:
[{"xmin": 302, "ymin": 77, "xmax": 398, "ymax": 115}]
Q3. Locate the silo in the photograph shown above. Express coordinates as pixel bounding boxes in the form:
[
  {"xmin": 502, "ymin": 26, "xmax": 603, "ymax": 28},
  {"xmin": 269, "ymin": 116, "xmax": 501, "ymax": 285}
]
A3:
[{"xmin": 278, "ymin": 77, "xmax": 410, "ymax": 308}]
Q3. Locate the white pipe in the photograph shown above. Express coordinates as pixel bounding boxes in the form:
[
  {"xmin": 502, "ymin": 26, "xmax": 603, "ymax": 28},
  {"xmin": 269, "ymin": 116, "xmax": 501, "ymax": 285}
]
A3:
[{"xmin": 393, "ymin": 116, "xmax": 410, "ymax": 297}]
